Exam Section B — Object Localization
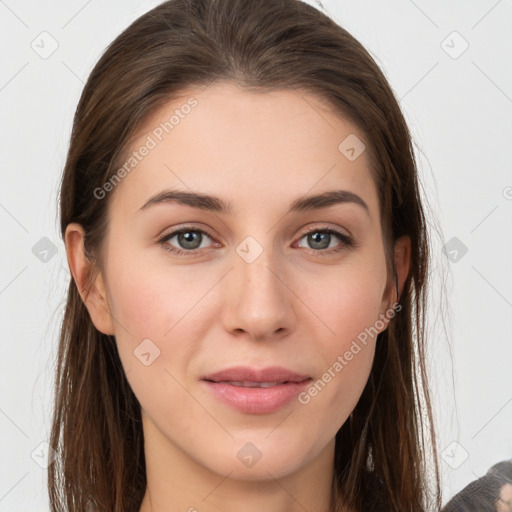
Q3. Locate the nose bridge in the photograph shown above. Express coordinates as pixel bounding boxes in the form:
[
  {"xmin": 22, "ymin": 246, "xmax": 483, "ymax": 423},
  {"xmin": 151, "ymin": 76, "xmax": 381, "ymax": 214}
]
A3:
[
  {"xmin": 235, "ymin": 239, "xmax": 284, "ymax": 310},
  {"xmin": 222, "ymin": 236, "xmax": 295, "ymax": 339}
]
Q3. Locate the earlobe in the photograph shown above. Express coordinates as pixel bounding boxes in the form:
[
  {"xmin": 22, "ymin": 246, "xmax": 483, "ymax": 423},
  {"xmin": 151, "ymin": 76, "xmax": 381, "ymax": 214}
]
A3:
[{"xmin": 64, "ymin": 223, "xmax": 115, "ymax": 336}]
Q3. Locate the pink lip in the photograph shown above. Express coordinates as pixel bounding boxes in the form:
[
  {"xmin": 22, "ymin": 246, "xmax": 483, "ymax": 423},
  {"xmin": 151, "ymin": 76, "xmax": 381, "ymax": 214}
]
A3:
[
  {"xmin": 201, "ymin": 365, "xmax": 311, "ymax": 383},
  {"xmin": 201, "ymin": 366, "xmax": 312, "ymax": 414}
]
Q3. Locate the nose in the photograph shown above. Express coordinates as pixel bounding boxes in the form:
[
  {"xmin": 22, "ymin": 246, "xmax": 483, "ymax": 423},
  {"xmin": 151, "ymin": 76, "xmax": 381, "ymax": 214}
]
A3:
[{"xmin": 220, "ymin": 245, "xmax": 297, "ymax": 342}]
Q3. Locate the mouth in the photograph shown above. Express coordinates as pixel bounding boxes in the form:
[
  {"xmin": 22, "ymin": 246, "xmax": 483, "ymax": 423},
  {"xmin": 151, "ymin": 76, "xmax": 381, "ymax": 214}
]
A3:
[
  {"xmin": 200, "ymin": 366, "xmax": 312, "ymax": 414},
  {"xmin": 201, "ymin": 365, "xmax": 311, "ymax": 384}
]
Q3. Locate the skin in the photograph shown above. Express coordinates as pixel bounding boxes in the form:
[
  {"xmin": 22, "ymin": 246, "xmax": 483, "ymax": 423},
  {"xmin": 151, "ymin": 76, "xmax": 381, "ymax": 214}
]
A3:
[
  {"xmin": 65, "ymin": 81, "xmax": 410, "ymax": 512},
  {"xmin": 497, "ymin": 483, "xmax": 512, "ymax": 511}
]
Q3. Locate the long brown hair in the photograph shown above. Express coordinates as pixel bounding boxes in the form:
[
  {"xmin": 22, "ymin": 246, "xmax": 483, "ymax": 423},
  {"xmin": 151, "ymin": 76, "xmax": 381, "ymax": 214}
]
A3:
[{"xmin": 50, "ymin": 0, "xmax": 442, "ymax": 510}]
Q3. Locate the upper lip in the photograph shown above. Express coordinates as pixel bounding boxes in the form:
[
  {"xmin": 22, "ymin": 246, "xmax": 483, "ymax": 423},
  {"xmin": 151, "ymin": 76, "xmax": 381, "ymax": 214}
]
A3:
[{"xmin": 201, "ymin": 366, "xmax": 311, "ymax": 384}]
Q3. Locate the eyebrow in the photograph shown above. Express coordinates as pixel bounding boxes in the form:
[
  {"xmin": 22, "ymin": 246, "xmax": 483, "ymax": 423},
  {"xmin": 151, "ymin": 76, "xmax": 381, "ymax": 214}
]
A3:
[{"xmin": 139, "ymin": 188, "xmax": 370, "ymax": 216}]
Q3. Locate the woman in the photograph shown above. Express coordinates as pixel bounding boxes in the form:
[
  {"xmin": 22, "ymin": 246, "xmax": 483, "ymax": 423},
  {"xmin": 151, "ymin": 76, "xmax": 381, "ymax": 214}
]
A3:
[{"xmin": 49, "ymin": 0, "xmax": 442, "ymax": 510}]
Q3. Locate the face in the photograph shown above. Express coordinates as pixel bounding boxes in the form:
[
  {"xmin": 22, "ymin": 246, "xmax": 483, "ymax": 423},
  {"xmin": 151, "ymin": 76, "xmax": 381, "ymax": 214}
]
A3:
[{"xmin": 87, "ymin": 81, "xmax": 399, "ymax": 480}]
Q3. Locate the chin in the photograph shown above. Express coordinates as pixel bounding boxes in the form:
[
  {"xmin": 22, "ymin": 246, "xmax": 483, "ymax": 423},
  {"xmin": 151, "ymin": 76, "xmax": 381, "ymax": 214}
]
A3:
[{"xmin": 197, "ymin": 435, "xmax": 315, "ymax": 481}]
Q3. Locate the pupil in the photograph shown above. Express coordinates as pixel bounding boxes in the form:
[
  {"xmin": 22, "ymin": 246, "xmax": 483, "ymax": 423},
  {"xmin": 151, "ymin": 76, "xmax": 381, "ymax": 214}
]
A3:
[
  {"xmin": 309, "ymin": 232, "xmax": 329, "ymax": 250},
  {"xmin": 179, "ymin": 231, "xmax": 200, "ymax": 249}
]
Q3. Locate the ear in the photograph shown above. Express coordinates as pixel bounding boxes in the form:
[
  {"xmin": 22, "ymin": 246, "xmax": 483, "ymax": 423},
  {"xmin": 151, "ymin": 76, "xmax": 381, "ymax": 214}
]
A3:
[
  {"xmin": 377, "ymin": 234, "xmax": 411, "ymax": 332},
  {"xmin": 64, "ymin": 223, "xmax": 115, "ymax": 335}
]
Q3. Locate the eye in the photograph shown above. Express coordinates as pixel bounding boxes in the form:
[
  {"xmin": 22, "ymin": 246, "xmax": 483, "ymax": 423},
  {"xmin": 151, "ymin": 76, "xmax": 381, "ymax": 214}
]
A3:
[
  {"xmin": 296, "ymin": 227, "xmax": 354, "ymax": 254},
  {"xmin": 158, "ymin": 228, "xmax": 217, "ymax": 255},
  {"xmin": 157, "ymin": 226, "xmax": 355, "ymax": 257}
]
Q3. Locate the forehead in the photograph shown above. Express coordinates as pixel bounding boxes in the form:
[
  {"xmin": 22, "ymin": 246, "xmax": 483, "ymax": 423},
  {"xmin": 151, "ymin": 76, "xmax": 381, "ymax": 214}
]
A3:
[{"xmin": 110, "ymin": 81, "xmax": 379, "ymax": 221}]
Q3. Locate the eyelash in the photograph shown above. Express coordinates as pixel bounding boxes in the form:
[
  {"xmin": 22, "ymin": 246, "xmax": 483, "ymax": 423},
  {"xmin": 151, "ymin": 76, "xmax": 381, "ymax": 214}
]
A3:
[{"xmin": 157, "ymin": 226, "xmax": 356, "ymax": 257}]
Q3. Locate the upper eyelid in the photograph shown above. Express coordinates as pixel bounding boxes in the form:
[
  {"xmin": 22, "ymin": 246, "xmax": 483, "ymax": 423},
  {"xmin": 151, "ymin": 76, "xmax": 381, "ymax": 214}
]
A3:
[{"xmin": 159, "ymin": 225, "xmax": 216, "ymax": 243}]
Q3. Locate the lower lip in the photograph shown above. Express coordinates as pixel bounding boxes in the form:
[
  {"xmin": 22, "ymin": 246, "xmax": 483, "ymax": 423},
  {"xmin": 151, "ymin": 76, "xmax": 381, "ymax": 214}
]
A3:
[{"xmin": 202, "ymin": 379, "xmax": 312, "ymax": 414}]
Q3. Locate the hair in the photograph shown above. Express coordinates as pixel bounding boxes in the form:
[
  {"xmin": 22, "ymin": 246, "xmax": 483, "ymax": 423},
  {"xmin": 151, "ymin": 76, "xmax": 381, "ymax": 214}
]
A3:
[
  {"xmin": 49, "ymin": 0, "xmax": 442, "ymax": 510},
  {"xmin": 489, "ymin": 459, "xmax": 512, "ymax": 484},
  {"xmin": 441, "ymin": 460, "xmax": 512, "ymax": 512},
  {"xmin": 440, "ymin": 476, "xmax": 500, "ymax": 512}
]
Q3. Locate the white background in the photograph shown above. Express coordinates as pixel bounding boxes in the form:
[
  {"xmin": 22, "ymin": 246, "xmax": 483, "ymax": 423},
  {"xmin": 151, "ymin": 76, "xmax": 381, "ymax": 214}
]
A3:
[{"xmin": 0, "ymin": 0, "xmax": 511, "ymax": 510}]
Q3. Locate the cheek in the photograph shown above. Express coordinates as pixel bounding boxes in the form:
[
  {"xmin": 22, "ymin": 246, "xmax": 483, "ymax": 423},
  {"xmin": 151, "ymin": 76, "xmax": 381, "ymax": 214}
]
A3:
[
  {"xmin": 103, "ymin": 256, "xmax": 213, "ymax": 422},
  {"xmin": 298, "ymin": 259, "xmax": 386, "ymax": 349},
  {"xmin": 292, "ymin": 261, "xmax": 385, "ymax": 425},
  {"xmin": 102, "ymin": 247, "xmax": 212, "ymax": 385},
  {"xmin": 105, "ymin": 243, "xmax": 216, "ymax": 341}
]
